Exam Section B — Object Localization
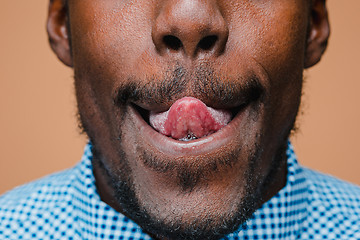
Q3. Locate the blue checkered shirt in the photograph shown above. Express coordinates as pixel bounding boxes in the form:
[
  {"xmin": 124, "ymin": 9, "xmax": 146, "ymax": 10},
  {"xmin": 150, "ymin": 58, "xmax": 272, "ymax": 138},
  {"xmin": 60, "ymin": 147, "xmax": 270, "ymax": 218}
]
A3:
[{"xmin": 1, "ymin": 143, "xmax": 360, "ymax": 239}]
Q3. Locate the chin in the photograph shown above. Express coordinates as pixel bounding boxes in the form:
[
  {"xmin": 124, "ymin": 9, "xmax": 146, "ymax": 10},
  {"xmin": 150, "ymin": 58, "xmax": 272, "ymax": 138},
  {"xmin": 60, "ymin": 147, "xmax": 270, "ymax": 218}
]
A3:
[{"xmin": 101, "ymin": 143, "xmax": 265, "ymax": 240}]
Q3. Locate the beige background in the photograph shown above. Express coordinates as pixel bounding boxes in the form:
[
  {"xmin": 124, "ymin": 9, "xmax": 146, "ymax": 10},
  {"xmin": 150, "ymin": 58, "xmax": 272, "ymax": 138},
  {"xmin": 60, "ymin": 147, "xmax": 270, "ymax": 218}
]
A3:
[{"xmin": 1, "ymin": 0, "xmax": 359, "ymax": 194}]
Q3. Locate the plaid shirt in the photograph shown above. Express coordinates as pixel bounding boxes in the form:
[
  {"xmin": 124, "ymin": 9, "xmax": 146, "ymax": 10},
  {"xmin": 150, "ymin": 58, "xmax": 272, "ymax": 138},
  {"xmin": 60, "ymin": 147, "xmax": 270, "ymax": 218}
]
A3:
[{"xmin": 1, "ymin": 143, "xmax": 360, "ymax": 239}]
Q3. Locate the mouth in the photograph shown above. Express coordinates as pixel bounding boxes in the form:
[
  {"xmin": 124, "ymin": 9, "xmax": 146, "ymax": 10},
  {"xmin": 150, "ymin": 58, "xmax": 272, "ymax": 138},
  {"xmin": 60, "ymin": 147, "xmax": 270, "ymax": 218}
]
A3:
[
  {"xmin": 134, "ymin": 99, "xmax": 246, "ymax": 141},
  {"xmin": 130, "ymin": 94, "xmax": 258, "ymax": 156},
  {"xmin": 123, "ymin": 74, "xmax": 264, "ymax": 156}
]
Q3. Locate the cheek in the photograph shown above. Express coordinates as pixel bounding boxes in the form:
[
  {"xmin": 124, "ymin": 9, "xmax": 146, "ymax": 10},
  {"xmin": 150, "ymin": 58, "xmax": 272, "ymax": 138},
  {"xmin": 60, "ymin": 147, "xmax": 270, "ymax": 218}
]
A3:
[
  {"xmin": 261, "ymin": 13, "xmax": 307, "ymax": 123},
  {"xmin": 69, "ymin": 1, "xmax": 156, "ymax": 90},
  {"xmin": 258, "ymin": 22, "xmax": 308, "ymax": 80},
  {"xmin": 228, "ymin": 1, "xmax": 309, "ymax": 76},
  {"xmin": 226, "ymin": 2, "xmax": 308, "ymax": 137}
]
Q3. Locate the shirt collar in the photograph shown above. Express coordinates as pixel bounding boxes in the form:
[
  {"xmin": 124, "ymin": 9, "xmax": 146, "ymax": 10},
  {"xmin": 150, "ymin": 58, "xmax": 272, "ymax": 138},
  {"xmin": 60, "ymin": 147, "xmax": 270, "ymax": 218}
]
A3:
[
  {"xmin": 227, "ymin": 143, "xmax": 309, "ymax": 239},
  {"xmin": 72, "ymin": 144, "xmax": 152, "ymax": 239},
  {"xmin": 72, "ymin": 142, "xmax": 309, "ymax": 239}
]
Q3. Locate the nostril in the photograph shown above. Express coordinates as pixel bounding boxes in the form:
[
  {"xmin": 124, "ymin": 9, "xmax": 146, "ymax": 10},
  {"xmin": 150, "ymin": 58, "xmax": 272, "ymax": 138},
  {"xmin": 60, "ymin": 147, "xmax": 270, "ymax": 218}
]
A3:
[
  {"xmin": 197, "ymin": 35, "xmax": 218, "ymax": 51},
  {"xmin": 163, "ymin": 35, "xmax": 183, "ymax": 51}
]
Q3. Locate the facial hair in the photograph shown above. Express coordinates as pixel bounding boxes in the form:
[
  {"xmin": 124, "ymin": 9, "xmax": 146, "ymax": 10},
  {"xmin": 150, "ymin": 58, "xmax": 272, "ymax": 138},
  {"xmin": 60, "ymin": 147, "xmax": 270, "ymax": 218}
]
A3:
[{"xmin": 84, "ymin": 64, "xmax": 289, "ymax": 240}]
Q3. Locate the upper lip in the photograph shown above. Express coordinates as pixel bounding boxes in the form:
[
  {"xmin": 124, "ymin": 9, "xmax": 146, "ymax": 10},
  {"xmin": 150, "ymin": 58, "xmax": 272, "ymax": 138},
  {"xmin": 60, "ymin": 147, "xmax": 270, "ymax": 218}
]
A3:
[
  {"xmin": 131, "ymin": 93, "xmax": 254, "ymax": 114},
  {"xmin": 129, "ymin": 78, "xmax": 263, "ymax": 113}
]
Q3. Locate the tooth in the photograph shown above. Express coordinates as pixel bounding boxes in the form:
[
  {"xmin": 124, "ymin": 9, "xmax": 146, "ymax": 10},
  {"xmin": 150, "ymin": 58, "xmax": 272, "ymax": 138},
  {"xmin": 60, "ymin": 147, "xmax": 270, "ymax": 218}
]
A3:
[{"xmin": 179, "ymin": 133, "xmax": 198, "ymax": 142}]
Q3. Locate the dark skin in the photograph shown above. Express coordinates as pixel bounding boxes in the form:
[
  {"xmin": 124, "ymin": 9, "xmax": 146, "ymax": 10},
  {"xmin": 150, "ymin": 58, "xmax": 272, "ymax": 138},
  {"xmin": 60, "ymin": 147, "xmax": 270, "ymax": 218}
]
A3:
[{"xmin": 48, "ymin": 0, "xmax": 329, "ymax": 239}]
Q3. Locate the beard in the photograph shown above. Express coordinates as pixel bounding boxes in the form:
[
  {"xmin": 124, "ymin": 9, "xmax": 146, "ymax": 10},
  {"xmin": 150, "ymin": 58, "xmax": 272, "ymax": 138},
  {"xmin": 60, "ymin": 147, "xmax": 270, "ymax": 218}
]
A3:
[{"xmin": 90, "ymin": 134, "xmax": 287, "ymax": 240}]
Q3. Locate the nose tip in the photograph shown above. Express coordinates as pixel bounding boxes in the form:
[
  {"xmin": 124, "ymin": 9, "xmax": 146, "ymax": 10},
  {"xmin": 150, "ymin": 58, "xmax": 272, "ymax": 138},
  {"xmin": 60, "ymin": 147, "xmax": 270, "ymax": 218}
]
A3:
[{"xmin": 152, "ymin": 0, "xmax": 229, "ymax": 59}]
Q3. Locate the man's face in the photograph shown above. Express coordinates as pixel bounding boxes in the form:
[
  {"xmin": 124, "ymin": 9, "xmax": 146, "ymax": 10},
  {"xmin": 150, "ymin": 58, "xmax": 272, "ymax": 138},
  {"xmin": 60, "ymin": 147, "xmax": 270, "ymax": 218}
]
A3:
[{"xmin": 48, "ymin": 0, "xmax": 328, "ymax": 239}]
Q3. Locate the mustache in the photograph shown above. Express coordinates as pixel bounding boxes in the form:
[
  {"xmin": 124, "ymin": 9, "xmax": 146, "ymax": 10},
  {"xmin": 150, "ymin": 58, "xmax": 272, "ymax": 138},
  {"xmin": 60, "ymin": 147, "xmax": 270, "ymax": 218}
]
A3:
[{"xmin": 114, "ymin": 65, "xmax": 264, "ymax": 108}]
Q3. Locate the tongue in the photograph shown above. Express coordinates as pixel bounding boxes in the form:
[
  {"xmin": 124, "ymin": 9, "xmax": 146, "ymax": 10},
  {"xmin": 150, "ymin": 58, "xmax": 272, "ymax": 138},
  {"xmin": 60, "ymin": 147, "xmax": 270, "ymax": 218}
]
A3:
[{"xmin": 149, "ymin": 97, "xmax": 232, "ymax": 140}]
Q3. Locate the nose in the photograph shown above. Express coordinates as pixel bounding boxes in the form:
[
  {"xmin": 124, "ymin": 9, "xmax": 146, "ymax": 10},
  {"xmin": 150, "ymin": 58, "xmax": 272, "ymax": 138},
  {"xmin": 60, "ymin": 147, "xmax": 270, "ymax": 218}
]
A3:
[{"xmin": 152, "ymin": 0, "xmax": 229, "ymax": 59}]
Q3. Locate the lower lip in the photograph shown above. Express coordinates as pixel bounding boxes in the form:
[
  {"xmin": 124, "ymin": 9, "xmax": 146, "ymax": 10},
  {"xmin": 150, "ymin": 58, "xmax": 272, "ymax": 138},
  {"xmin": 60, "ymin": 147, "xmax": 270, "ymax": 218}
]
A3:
[{"xmin": 129, "ymin": 104, "xmax": 250, "ymax": 157}]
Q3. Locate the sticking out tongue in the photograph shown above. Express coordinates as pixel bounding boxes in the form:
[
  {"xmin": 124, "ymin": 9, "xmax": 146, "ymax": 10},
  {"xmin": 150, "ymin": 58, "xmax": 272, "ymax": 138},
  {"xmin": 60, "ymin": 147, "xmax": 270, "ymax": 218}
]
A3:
[{"xmin": 149, "ymin": 97, "xmax": 232, "ymax": 141}]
